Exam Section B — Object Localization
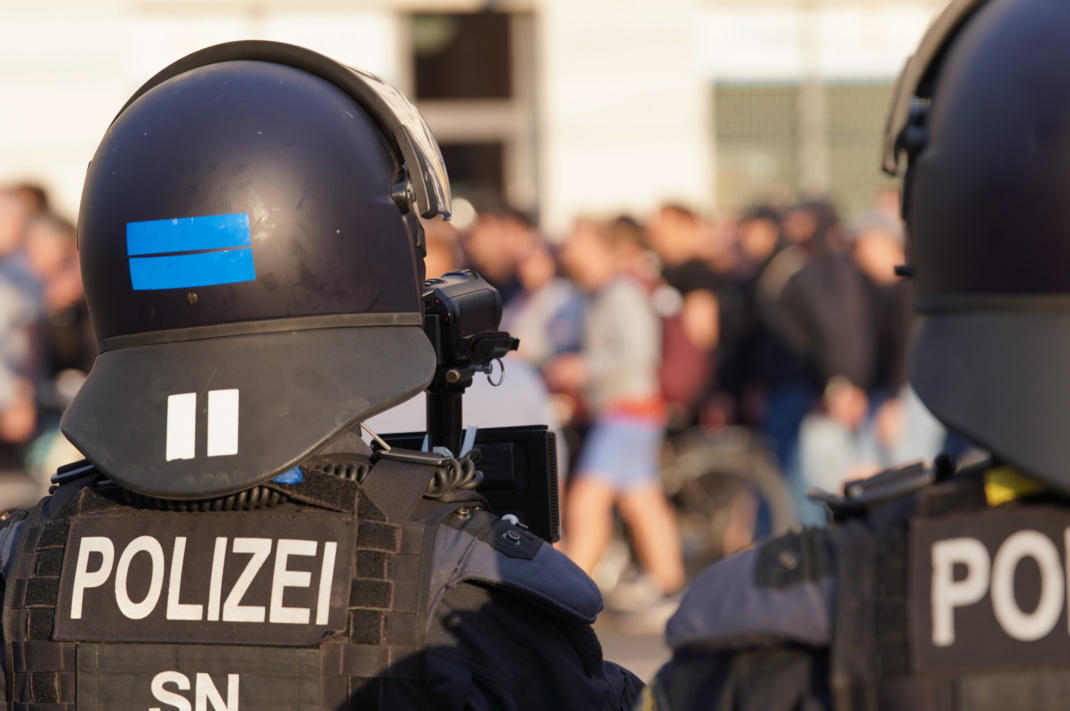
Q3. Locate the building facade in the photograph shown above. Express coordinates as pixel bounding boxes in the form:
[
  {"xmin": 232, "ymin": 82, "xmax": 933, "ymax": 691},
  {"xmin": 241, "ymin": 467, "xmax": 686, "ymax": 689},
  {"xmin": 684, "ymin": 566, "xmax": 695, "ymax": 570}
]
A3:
[{"xmin": 0, "ymin": 0, "xmax": 945, "ymax": 232}]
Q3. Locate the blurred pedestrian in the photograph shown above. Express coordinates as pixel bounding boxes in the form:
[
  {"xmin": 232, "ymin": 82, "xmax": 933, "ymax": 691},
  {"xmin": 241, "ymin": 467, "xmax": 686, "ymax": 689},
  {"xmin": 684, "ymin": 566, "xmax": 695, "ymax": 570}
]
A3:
[
  {"xmin": 800, "ymin": 214, "xmax": 943, "ymax": 496},
  {"xmin": 502, "ymin": 237, "xmax": 585, "ymax": 370},
  {"xmin": 646, "ymin": 204, "xmax": 720, "ymax": 427},
  {"xmin": 461, "ymin": 203, "xmax": 537, "ymax": 306},
  {"xmin": 18, "ymin": 214, "xmax": 95, "ymax": 490},
  {"xmin": 10, "ymin": 182, "xmax": 50, "ymax": 218},
  {"xmin": 754, "ymin": 200, "xmax": 873, "ymax": 523},
  {"xmin": 549, "ymin": 217, "xmax": 685, "ymax": 614},
  {"xmin": 0, "ymin": 190, "xmax": 39, "ymax": 471},
  {"xmin": 850, "ymin": 215, "xmax": 916, "ymax": 464},
  {"xmin": 0, "ymin": 188, "xmax": 31, "ymax": 266},
  {"xmin": 714, "ymin": 205, "xmax": 786, "ymax": 429}
]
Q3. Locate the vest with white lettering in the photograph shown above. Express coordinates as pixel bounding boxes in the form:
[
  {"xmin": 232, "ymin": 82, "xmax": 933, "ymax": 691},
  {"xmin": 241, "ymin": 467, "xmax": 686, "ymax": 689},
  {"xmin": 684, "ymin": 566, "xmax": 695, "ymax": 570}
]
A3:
[
  {"xmin": 660, "ymin": 460, "xmax": 1070, "ymax": 711},
  {"xmin": 0, "ymin": 451, "xmax": 591, "ymax": 711}
]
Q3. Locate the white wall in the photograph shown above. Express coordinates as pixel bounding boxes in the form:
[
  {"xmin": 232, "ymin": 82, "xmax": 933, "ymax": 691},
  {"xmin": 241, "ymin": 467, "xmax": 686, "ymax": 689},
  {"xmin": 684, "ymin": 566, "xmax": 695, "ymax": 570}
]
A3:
[
  {"xmin": 0, "ymin": 2, "xmax": 399, "ymax": 220},
  {"xmin": 537, "ymin": 0, "xmax": 713, "ymax": 234},
  {"xmin": 0, "ymin": 0, "xmax": 137, "ymax": 219},
  {"xmin": 0, "ymin": 0, "xmax": 941, "ymax": 227},
  {"xmin": 699, "ymin": 4, "xmax": 937, "ymax": 82}
]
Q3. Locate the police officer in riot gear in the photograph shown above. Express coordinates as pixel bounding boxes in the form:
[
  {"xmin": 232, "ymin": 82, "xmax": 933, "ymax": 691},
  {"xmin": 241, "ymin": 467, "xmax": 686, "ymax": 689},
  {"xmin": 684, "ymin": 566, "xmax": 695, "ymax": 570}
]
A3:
[
  {"xmin": 0, "ymin": 41, "xmax": 641, "ymax": 710},
  {"xmin": 643, "ymin": 0, "xmax": 1070, "ymax": 709}
]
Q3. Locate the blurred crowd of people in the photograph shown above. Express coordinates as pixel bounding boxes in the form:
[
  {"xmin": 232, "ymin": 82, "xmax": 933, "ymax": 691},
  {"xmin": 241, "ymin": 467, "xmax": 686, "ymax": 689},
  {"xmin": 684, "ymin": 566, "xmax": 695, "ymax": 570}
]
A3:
[
  {"xmin": 452, "ymin": 191, "xmax": 944, "ymax": 589},
  {"xmin": 0, "ymin": 183, "xmax": 95, "ymax": 507},
  {"xmin": 0, "ymin": 177, "xmax": 945, "ymax": 617}
]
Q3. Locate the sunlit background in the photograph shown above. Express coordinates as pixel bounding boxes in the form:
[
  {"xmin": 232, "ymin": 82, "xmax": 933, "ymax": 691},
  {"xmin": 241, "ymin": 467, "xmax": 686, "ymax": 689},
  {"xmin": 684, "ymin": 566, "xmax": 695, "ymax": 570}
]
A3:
[{"xmin": 3, "ymin": 0, "xmax": 944, "ymax": 234}]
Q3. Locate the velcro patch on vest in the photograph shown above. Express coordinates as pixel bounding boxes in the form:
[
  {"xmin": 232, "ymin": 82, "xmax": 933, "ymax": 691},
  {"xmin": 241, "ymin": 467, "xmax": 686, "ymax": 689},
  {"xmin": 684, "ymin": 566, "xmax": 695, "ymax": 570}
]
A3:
[
  {"xmin": 911, "ymin": 506, "xmax": 1070, "ymax": 671},
  {"xmin": 76, "ymin": 643, "xmax": 319, "ymax": 710},
  {"xmin": 53, "ymin": 512, "xmax": 355, "ymax": 645}
]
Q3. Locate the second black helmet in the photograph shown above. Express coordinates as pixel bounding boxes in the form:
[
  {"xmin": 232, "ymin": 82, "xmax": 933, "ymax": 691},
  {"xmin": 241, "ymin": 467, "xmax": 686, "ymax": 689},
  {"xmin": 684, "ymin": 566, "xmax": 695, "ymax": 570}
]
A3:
[{"xmin": 885, "ymin": 0, "xmax": 1070, "ymax": 492}]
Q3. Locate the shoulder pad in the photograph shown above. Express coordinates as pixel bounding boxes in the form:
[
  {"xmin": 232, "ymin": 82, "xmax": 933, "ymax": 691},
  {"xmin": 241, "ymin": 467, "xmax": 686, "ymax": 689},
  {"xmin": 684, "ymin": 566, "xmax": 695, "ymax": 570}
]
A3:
[
  {"xmin": 666, "ymin": 527, "xmax": 835, "ymax": 651},
  {"xmin": 0, "ymin": 507, "xmax": 31, "ymax": 580},
  {"xmin": 430, "ymin": 510, "xmax": 603, "ymax": 624}
]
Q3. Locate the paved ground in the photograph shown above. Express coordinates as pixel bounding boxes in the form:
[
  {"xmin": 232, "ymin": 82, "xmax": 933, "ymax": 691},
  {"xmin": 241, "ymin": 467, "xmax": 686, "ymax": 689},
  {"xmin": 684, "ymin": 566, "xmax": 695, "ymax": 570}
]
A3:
[{"xmin": 595, "ymin": 612, "xmax": 672, "ymax": 684}]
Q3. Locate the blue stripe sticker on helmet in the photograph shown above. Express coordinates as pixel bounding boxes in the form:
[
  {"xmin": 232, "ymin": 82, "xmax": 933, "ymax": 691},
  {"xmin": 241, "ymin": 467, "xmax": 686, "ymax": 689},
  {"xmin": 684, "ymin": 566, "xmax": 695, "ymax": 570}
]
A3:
[
  {"xmin": 129, "ymin": 249, "xmax": 256, "ymax": 290},
  {"xmin": 127, "ymin": 213, "xmax": 251, "ymax": 256},
  {"xmin": 126, "ymin": 213, "xmax": 255, "ymax": 290}
]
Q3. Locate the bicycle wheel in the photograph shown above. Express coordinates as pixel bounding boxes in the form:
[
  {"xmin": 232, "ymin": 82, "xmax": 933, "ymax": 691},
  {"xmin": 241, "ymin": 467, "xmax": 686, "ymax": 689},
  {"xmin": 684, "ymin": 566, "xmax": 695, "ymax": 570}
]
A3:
[{"xmin": 662, "ymin": 427, "xmax": 796, "ymax": 578}]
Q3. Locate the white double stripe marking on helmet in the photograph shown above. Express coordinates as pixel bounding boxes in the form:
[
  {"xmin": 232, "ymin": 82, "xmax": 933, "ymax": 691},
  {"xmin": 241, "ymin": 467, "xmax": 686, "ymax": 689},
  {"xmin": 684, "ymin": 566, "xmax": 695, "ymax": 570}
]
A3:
[{"xmin": 166, "ymin": 389, "xmax": 240, "ymax": 461}]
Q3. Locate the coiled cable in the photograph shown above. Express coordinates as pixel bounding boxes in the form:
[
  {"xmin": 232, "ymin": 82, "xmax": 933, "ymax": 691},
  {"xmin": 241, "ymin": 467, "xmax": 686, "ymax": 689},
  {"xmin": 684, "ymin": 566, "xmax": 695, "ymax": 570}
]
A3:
[
  {"xmin": 120, "ymin": 450, "xmax": 481, "ymax": 511},
  {"xmin": 123, "ymin": 485, "xmax": 286, "ymax": 512}
]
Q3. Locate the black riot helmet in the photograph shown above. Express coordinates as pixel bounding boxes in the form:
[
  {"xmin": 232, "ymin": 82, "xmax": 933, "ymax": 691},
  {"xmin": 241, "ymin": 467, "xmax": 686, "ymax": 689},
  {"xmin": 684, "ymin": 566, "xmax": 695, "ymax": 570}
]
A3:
[
  {"xmin": 884, "ymin": 0, "xmax": 1070, "ymax": 492},
  {"xmin": 61, "ymin": 40, "xmax": 451, "ymax": 500}
]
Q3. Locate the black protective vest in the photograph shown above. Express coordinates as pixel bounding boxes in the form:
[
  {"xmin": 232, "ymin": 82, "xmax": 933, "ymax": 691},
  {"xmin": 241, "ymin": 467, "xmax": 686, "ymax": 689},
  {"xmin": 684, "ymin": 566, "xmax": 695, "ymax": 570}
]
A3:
[
  {"xmin": 661, "ymin": 462, "xmax": 1070, "ymax": 711},
  {"xmin": 0, "ymin": 452, "xmax": 574, "ymax": 711},
  {"xmin": 827, "ymin": 464, "xmax": 1070, "ymax": 711}
]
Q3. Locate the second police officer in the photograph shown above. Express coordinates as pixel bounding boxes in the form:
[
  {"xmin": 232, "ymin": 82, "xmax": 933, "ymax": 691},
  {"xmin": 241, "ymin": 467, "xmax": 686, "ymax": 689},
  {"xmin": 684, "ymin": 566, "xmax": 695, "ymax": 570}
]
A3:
[
  {"xmin": 644, "ymin": 0, "xmax": 1070, "ymax": 708},
  {"xmin": 0, "ymin": 41, "xmax": 642, "ymax": 710}
]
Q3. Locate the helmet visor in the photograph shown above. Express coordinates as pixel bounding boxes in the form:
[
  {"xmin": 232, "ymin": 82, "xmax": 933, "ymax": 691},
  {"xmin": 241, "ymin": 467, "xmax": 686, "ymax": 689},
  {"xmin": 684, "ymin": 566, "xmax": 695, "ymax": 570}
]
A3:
[
  {"xmin": 881, "ymin": 0, "xmax": 989, "ymax": 175},
  {"xmin": 343, "ymin": 64, "xmax": 452, "ymax": 221}
]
